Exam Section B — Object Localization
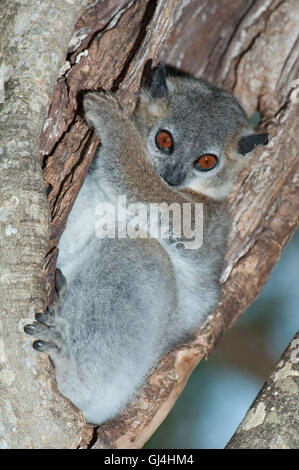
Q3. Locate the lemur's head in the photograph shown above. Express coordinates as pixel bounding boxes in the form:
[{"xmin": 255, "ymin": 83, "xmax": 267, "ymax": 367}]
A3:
[{"xmin": 133, "ymin": 64, "xmax": 269, "ymax": 200}]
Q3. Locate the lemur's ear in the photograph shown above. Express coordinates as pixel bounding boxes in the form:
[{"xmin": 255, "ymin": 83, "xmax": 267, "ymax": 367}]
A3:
[
  {"xmin": 239, "ymin": 133, "xmax": 269, "ymax": 155},
  {"xmin": 150, "ymin": 63, "xmax": 169, "ymax": 98}
]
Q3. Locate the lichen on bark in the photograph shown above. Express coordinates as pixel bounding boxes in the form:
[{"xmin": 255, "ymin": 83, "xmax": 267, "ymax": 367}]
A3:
[{"xmin": 227, "ymin": 332, "xmax": 299, "ymax": 449}]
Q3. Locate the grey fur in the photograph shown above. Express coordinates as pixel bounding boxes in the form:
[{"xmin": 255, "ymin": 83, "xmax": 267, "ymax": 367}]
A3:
[{"xmin": 24, "ymin": 66, "xmax": 267, "ymax": 425}]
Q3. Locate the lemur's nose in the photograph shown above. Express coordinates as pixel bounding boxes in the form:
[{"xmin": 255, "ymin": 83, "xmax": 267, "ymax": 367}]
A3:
[{"xmin": 164, "ymin": 165, "xmax": 186, "ymax": 186}]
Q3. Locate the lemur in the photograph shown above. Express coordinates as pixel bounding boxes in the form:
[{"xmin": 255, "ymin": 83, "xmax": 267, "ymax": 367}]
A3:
[{"xmin": 25, "ymin": 64, "xmax": 268, "ymax": 425}]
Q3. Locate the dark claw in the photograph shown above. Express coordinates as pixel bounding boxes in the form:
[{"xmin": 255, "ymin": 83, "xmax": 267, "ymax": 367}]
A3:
[
  {"xmin": 55, "ymin": 268, "xmax": 67, "ymax": 295},
  {"xmin": 35, "ymin": 312, "xmax": 46, "ymax": 323},
  {"xmin": 34, "ymin": 310, "xmax": 55, "ymax": 327},
  {"xmin": 33, "ymin": 340, "xmax": 50, "ymax": 352},
  {"xmin": 24, "ymin": 324, "xmax": 36, "ymax": 335}
]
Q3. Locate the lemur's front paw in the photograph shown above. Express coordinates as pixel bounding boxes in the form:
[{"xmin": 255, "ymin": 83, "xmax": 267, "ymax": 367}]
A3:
[
  {"xmin": 83, "ymin": 90, "xmax": 125, "ymax": 132},
  {"xmin": 24, "ymin": 308, "xmax": 67, "ymax": 357},
  {"xmin": 84, "ymin": 90, "xmax": 121, "ymax": 112}
]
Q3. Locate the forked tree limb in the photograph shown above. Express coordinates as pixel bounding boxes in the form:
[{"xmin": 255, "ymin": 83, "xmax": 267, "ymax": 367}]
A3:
[{"xmin": 1, "ymin": 0, "xmax": 298, "ymax": 449}]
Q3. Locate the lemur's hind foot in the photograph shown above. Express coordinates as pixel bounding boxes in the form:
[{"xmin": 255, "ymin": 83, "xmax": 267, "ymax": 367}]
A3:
[{"xmin": 24, "ymin": 268, "xmax": 69, "ymax": 360}]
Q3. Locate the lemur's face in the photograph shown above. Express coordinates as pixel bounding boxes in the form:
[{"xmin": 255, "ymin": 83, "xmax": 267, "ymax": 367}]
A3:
[{"xmin": 133, "ymin": 65, "xmax": 269, "ymax": 200}]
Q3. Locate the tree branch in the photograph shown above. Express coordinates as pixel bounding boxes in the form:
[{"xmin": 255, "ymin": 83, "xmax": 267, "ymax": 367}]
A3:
[
  {"xmin": 226, "ymin": 332, "xmax": 299, "ymax": 449},
  {"xmin": 0, "ymin": 0, "xmax": 87, "ymax": 449}
]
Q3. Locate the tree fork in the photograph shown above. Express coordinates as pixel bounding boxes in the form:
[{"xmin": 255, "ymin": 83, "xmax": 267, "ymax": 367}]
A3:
[{"xmin": 0, "ymin": 0, "xmax": 298, "ymax": 449}]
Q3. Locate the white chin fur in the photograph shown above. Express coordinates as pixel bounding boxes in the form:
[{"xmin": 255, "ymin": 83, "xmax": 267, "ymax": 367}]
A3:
[{"xmin": 185, "ymin": 179, "xmax": 232, "ymax": 200}]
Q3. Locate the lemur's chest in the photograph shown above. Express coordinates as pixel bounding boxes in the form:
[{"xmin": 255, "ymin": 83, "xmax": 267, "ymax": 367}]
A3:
[
  {"xmin": 57, "ymin": 171, "xmax": 116, "ymax": 282},
  {"xmin": 57, "ymin": 164, "xmax": 214, "ymax": 321}
]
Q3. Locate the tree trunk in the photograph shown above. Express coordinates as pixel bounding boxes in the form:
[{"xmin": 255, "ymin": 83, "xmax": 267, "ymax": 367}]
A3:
[
  {"xmin": 0, "ymin": 0, "xmax": 89, "ymax": 449},
  {"xmin": 0, "ymin": 0, "xmax": 298, "ymax": 449},
  {"xmin": 226, "ymin": 331, "xmax": 299, "ymax": 449}
]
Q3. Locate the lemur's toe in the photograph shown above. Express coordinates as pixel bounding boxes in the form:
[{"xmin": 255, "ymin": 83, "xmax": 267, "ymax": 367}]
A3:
[
  {"xmin": 55, "ymin": 268, "xmax": 67, "ymax": 297},
  {"xmin": 24, "ymin": 321, "xmax": 49, "ymax": 336},
  {"xmin": 33, "ymin": 340, "xmax": 51, "ymax": 352},
  {"xmin": 35, "ymin": 310, "xmax": 55, "ymax": 326},
  {"xmin": 35, "ymin": 312, "xmax": 45, "ymax": 323},
  {"xmin": 24, "ymin": 324, "xmax": 36, "ymax": 335},
  {"xmin": 25, "ymin": 317, "xmax": 67, "ymax": 358}
]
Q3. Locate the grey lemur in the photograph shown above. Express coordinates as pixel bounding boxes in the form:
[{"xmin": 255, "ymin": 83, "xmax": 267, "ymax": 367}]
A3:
[{"xmin": 24, "ymin": 64, "xmax": 269, "ymax": 425}]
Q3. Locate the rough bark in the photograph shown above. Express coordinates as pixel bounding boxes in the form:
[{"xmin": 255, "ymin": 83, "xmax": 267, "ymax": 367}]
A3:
[
  {"xmin": 0, "ymin": 0, "xmax": 87, "ymax": 449},
  {"xmin": 226, "ymin": 332, "xmax": 299, "ymax": 449},
  {"xmin": 1, "ymin": 0, "xmax": 298, "ymax": 449}
]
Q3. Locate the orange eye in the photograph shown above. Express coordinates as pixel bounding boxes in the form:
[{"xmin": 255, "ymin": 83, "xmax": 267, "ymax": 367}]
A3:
[
  {"xmin": 195, "ymin": 154, "xmax": 218, "ymax": 171},
  {"xmin": 155, "ymin": 130, "xmax": 174, "ymax": 153}
]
